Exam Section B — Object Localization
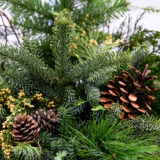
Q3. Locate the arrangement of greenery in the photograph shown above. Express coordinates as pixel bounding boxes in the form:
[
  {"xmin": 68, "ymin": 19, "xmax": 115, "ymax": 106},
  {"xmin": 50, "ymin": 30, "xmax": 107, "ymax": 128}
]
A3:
[{"xmin": 0, "ymin": 0, "xmax": 160, "ymax": 160}]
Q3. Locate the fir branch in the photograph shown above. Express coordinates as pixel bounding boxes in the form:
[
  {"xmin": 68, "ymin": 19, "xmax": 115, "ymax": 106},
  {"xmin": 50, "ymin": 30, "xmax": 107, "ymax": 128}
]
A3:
[
  {"xmin": 50, "ymin": 9, "xmax": 74, "ymax": 79},
  {"xmin": 0, "ymin": 0, "xmax": 53, "ymax": 35},
  {"xmin": 128, "ymin": 115, "xmax": 160, "ymax": 132},
  {"xmin": 87, "ymin": 65, "xmax": 117, "ymax": 86},
  {"xmin": 130, "ymin": 43, "xmax": 149, "ymax": 67},
  {"xmin": 0, "ymin": 45, "xmax": 57, "ymax": 82},
  {"xmin": 85, "ymin": 85, "xmax": 100, "ymax": 104},
  {"xmin": 105, "ymin": 0, "xmax": 130, "ymax": 21},
  {"xmin": 68, "ymin": 51, "xmax": 130, "ymax": 80},
  {"xmin": 12, "ymin": 144, "xmax": 40, "ymax": 160},
  {"xmin": 0, "ymin": 0, "xmax": 52, "ymax": 18}
]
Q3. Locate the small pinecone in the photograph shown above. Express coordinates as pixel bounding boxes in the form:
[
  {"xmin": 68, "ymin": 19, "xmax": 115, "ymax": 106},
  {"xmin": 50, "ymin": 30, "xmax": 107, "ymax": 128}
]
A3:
[
  {"xmin": 99, "ymin": 64, "xmax": 157, "ymax": 120},
  {"xmin": 12, "ymin": 115, "xmax": 40, "ymax": 142},
  {"xmin": 32, "ymin": 109, "xmax": 60, "ymax": 131}
]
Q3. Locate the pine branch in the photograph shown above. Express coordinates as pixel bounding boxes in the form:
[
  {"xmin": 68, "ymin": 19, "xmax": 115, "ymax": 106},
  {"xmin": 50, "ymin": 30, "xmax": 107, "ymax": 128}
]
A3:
[{"xmin": 68, "ymin": 115, "xmax": 160, "ymax": 160}]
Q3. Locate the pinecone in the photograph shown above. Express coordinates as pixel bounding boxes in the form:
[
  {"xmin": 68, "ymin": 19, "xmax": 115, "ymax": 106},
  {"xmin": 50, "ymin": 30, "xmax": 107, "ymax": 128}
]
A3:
[
  {"xmin": 31, "ymin": 109, "xmax": 60, "ymax": 131},
  {"xmin": 99, "ymin": 64, "xmax": 157, "ymax": 120},
  {"xmin": 12, "ymin": 115, "xmax": 40, "ymax": 142}
]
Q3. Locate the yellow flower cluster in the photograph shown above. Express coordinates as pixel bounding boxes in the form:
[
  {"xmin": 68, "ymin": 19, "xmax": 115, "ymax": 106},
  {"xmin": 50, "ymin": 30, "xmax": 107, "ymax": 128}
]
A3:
[
  {"xmin": 18, "ymin": 90, "xmax": 25, "ymax": 99},
  {"xmin": 8, "ymin": 104, "xmax": 15, "ymax": 113},
  {"xmin": 88, "ymin": 39, "xmax": 98, "ymax": 48},
  {"xmin": 114, "ymin": 39, "xmax": 124, "ymax": 45},
  {"xmin": 0, "ymin": 131, "xmax": 13, "ymax": 159},
  {"xmin": 81, "ymin": 30, "xmax": 86, "ymax": 37},
  {"xmin": 0, "ymin": 89, "xmax": 16, "ymax": 113},
  {"xmin": 82, "ymin": 21, "xmax": 85, "ymax": 25},
  {"xmin": 1, "ymin": 88, "xmax": 11, "ymax": 95},
  {"xmin": 0, "ymin": 89, "xmax": 12, "ymax": 105},
  {"xmin": 82, "ymin": 14, "xmax": 90, "ymax": 25},
  {"xmin": 47, "ymin": 101, "xmax": 55, "ymax": 108},
  {"xmin": 72, "ymin": 42, "xmax": 77, "ymax": 49},
  {"xmin": 22, "ymin": 99, "xmax": 34, "ymax": 108},
  {"xmin": 2, "ymin": 116, "xmax": 13, "ymax": 129},
  {"xmin": 103, "ymin": 35, "xmax": 113, "ymax": 45},
  {"xmin": 85, "ymin": 13, "xmax": 89, "ymax": 21},
  {"xmin": 31, "ymin": 93, "xmax": 44, "ymax": 102},
  {"xmin": 74, "ymin": 36, "xmax": 78, "ymax": 40},
  {"xmin": 73, "ymin": 23, "xmax": 76, "ymax": 28},
  {"xmin": 104, "ymin": 35, "xmax": 124, "ymax": 46}
]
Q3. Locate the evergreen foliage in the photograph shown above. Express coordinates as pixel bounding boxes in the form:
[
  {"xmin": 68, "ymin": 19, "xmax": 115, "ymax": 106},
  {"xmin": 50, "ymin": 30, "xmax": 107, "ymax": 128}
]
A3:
[
  {"xmin": 0, "ymin": 10, "xmax": 147, "ymax": 106},
  {"xmin": 0, "ymin": 1, "xmax": 160, "ymax": 160},
  {"xmin": 0, "ymin": 0, "xmax": 129, "ymax": 38},
  {"xmin": 12, "ymin": 144, "xmax": 40, "ymax": 160},
  {"xmin": 52, "ymin": 115, "xmax": 160, "ymax": 160}
]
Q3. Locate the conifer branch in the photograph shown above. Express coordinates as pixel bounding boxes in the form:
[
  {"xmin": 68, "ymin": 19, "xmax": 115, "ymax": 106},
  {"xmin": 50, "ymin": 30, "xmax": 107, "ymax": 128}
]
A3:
[
  {"xmin": 68, "ymin": 52, "xmax": 130, "ymax": 80},
  {"xmin": 130, "ymin": 43, "xmax": 149, "ymax": 67},
  {"xmin": 0, "ymin": 45, "xmax": 57, "ymax": 82},
  {"xmin": 50, "ymin": 9, "xmax": 74, "ymax": 79}
]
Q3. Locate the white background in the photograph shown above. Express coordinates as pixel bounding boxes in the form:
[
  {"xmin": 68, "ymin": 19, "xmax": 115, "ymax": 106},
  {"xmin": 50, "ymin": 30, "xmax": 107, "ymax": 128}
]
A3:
[{"xmin": 111, "ymin": 0, "xmax": 160, "ymax": 31}]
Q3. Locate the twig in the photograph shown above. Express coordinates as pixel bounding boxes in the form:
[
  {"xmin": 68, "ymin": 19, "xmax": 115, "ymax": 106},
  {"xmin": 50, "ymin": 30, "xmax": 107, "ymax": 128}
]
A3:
[
  {"xmin": 0, "ymin": 11, "xmax": 8, "ymax": 45},
  {"xmin": 2, "ymin": 11, "xmax": 21, "ymax": 45}
]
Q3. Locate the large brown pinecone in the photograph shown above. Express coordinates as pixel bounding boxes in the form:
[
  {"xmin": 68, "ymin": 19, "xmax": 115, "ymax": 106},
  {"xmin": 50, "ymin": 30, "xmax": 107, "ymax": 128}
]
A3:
[
  {"xmin": 12, "ymin": 115, "xmax": 40, "ymax": 142},
  {"xmin": 99, "ymin": 64, "xmax": 157, "ymax": 120},
  {"xmin": 31, "ymin": 109, "xmax": 60, "ymax": 131}
]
